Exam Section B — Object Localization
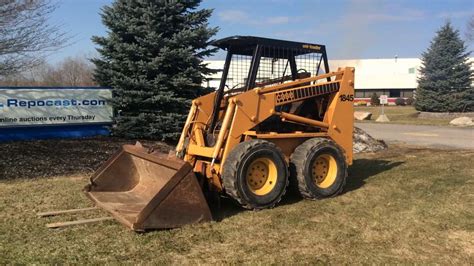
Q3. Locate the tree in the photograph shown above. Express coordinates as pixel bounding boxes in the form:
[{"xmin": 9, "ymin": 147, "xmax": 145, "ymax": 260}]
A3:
[
  {"xmin": 0, "ymin": 55, "xmax": 96, "ymax": 86},
  {"xmin": 0, "ymin": 0, "xmax": 68, "ymax": 76},
  {"xmin": 370, "ymin": 92, "xmax": 380, "ymax": 106},
  {"xmin": 92, "ymin": 0, "xmax": 218, "ymax": 141},
  {"xmin": 416, "ymin": 22, "xmax": 473, "ymax": 112},
  {"xmin": 55, "ymin": 56, "xmax": 95, "ymax": 86}
]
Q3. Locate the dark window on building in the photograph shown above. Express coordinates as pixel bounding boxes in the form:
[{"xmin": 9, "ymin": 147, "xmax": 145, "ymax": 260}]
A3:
[
  {"xmin": 369, "ymin": 90, "xmax": 385, "ymax": 96},
  {"xmin": 401, "ymin": 90, "xmax": 414, "ymax": 98},
  {"xmin": 389, "ymin": 90, "xmax": 400, "ymax": 97},
  {"xmin": 355, "ymin": 91, "xmax": 365, "ymax": 98}
]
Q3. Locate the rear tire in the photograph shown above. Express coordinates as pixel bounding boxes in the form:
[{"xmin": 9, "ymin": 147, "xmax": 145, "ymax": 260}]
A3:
[
  {"xmin": 222, "ymin": 140, "xmax": 289, "ymax": 209},
  {"xmin": 290, "ymin": 138, "xmax": 347, "ymax": 199}
]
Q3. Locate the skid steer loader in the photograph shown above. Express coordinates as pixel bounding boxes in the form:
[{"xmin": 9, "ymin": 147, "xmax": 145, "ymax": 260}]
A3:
[{"xmin": 84, "ymin": 36, "xmax": 355, "ymax": 231}]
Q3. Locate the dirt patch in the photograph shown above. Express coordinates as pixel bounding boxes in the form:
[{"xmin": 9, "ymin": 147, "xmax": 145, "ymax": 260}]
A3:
[{"xmin": 0, "ymin": 137, "xmax": 172, "ymax": 180}]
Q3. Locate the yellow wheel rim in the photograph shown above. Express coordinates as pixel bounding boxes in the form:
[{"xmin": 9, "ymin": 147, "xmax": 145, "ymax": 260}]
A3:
[
  {"xmin": 246, "ymin": 158, "xmax": 278, "ymax": 196},
  {"xmin": 311, "ymin": 154, "xmax": 337, "ymax": 188}
]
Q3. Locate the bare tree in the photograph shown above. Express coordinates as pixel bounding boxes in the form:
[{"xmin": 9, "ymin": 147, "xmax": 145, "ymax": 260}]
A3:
[
  {"xmin": 0, "ymin": 55, "xmax": 96, "ymax": 86},
  {"xmin": 0, "ymin": 0, "xmax": 68, "ymax": 76},
  {"xmin": 0, "ymin": 60, "xmax": 54, "ymax": 85},
  {"xmin": 36, "ymin": 60, "xmax": 60, "ymax": 85},
  {"xmin": 56, "ymin": 56, "xmax": 95, "ymax": 86}
]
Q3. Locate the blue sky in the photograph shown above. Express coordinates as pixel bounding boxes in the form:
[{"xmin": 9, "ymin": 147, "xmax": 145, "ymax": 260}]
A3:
[{"xmin": 49, "ymin": 0, "xmax": 473, "ymax": 63}]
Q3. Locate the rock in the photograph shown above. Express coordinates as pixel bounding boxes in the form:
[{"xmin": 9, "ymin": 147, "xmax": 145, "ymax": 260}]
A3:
[
  {"xmin": 449, "ymin": 116, "xmax": 474, "ymax": 126},
  {"xmin": 353, "ymin": 127, "xmax": 387, "ymax": 153},
  {"xmin": 376, "ymin": 114, "xmax": 390, "ymax": 122},
  {"xmin": 354, "ymin": 111, "xmax": 372, "ymax": 121}
]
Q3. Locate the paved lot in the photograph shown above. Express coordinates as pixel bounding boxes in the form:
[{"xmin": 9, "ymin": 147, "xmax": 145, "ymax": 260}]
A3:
[{"xmin": 356, "ymin": 123, "xmax": 474, "ymax": 149}]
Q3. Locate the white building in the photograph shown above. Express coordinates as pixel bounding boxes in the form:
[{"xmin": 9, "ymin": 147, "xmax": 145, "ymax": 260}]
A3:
[
  {"xmin": 203, "ymin": 57, "xmax": 473, "ymax": 99},
  {"xmin": 330, "ymin": 58, "xmax": 419, "ymax": 98}
]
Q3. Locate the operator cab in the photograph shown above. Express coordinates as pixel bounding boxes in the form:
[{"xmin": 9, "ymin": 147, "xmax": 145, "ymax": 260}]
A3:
[
  {"xmin": 208, "ymin": 36, "xmax": 332, "ymax": 133},
  {"xmin": 211, "ymin": 35, "xmax": 330, "ymax": 92}
]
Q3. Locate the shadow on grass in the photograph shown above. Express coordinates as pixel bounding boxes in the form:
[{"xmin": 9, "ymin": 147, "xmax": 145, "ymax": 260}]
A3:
[
  {"xmin": 210, "ymin": 196, "xmax": 244, "ymax": 222},
  {"xmin": 211, "ymin": 158, "xmax": 404, "ymax": 222},
  {"xmin": 345, "ymin": 159, "xmax": 404, "ymax": 193}
]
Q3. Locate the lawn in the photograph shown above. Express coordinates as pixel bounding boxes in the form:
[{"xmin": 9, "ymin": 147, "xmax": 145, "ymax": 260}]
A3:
[
  {"xmin": 0, "ymin": 139, "xmax": 473, "ymax": 264},
  {"xmin": 355, "ymin": 106, "xmax": 454, "ymax": 126}
]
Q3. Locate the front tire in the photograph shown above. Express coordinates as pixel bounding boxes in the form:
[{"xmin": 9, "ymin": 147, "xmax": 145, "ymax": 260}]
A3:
[
  {"xmin": 222, "ymin": 140, "xmax": 289, "ymax": 209},
  {"xmin": 290, "ymin": 138, "xmax": 347, "ymax": 199}
]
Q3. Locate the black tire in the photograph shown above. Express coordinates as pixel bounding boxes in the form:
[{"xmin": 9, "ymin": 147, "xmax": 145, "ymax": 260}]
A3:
[
  {"xmin": 290, "ymin": 138, "xmax": 347, "ymax": 199},
  {"xmin": 222, "ymin": 139, "xmax": 289, "ymax": 209}
]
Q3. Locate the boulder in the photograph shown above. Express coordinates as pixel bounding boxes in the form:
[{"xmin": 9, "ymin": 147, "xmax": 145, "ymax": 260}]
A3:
[
  {"xmin": 353, "ymin": 127, "xmax": 387, "ymax": 153},
  {"xmin": 449, "ymin": 116, "xmax": 474, "ymax": 126},
  {"xmin": 354, "ymin": 111, "xmax": 372, "ymax": 121}
]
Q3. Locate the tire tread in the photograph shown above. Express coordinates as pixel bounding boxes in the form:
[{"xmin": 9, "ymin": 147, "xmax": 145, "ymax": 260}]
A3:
[
  {"xmin": 222, "ymin": 140, "xmax": 288, "ymax": 209},
  {"xmin": 290, "ymin": 138, "xmax": 347, "ymax": 199}
]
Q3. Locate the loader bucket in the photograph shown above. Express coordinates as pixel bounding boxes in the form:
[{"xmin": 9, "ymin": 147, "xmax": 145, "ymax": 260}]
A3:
[{"xmin": 84, "ymin": 143, "xmax": 212, "ymax": 231}]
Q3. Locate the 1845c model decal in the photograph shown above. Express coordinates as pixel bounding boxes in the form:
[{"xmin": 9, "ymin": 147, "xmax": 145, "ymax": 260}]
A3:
[{"xmin": 339, "ymin": 94, "xmax": 354, "ymax": 102}]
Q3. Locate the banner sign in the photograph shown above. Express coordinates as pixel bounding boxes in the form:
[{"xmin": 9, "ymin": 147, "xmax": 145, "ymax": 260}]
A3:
[{"xmin": 0, "ymin": 87, "xmax": 113, "ymax": 127}]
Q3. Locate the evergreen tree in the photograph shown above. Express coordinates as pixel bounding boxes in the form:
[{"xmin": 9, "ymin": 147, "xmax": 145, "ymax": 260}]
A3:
[
  {"xmin": 370, "ymin": 92, "xmax": 380, "ymax": 106},
  {"xmin": 416, "ymin": 22, "xmax": 473, "ymax": 112},
  {"xmin": 92, "ymin": 0, "xmax": 218, "ymax": 140}
]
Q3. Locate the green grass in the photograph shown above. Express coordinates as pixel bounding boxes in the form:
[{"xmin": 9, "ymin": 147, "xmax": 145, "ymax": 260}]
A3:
[
  {"xmin": 0, "ymin": 141, "xmax": 473, "ymax": 264},
  {"xmin": 355, "ymin": 106, "xmax": 453, "ymax": 126}
]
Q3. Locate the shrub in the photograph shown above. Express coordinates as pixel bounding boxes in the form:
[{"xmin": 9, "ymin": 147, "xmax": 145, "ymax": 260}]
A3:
[
  {"xmin": 406, "ymin": 97, "xmax": 415, "ymax": 105},
  {"xmin": 370, "ymin": 93, "xmax": 380, "ymax": 106},
  {"xmin": 358, "ymin": 101, "xmax": 367, "ymax": 106},
  {"xmin": 395, "ymin": 97, "xmax": 406, "ymax": 106}
]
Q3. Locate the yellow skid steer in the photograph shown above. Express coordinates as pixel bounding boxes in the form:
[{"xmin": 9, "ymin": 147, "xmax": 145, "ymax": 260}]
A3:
[{"xmin": 84, "ymin": 36, "xmax": 355, "ymax": 231}]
